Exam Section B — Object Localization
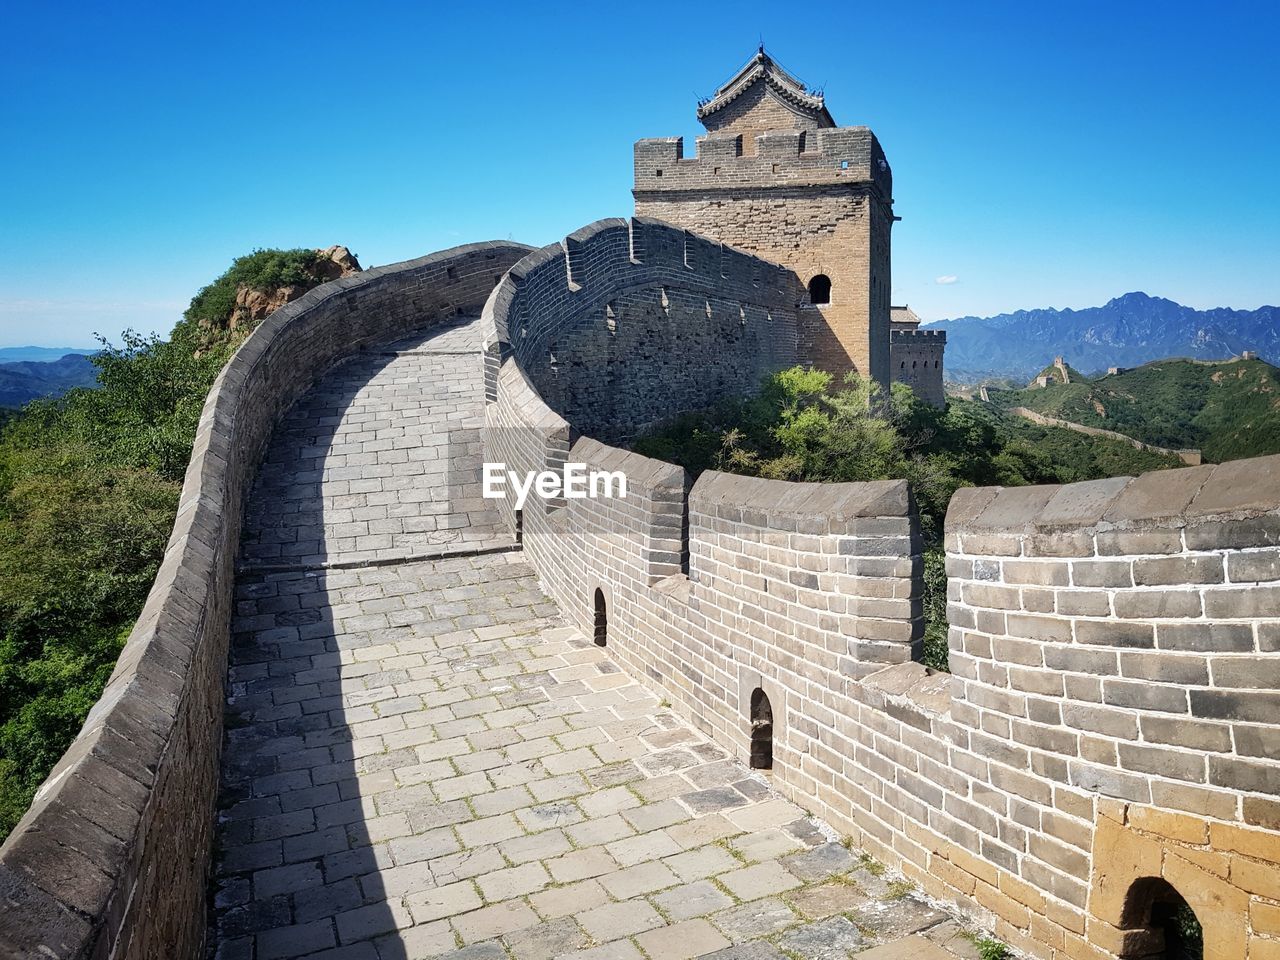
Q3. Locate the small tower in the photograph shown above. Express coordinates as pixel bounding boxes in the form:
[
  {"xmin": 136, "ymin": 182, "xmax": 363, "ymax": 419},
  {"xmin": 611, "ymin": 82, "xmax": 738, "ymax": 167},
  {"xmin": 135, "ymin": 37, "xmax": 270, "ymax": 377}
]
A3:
[
  {"xmin": 890, "ymin": 305, "xmax": 946, "ymax": 407},
  {"xmin": 633, "ymin": 49, "xmax": 895, "ymax": 389}
]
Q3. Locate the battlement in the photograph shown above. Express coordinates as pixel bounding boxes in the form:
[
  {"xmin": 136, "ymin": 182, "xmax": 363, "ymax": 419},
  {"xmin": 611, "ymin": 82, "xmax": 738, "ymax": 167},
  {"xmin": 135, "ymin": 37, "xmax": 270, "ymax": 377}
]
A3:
[
  {"xmin": 481, "ymin": 216, "xmax": 800, "ymax": 447},
  {"xmin": 633, "ymin": 125, "xmax": 892, "ymax": 198},
  {"xmin": 890, "ymin": 328, "xmax": 946, "ymax": 341},
  {"xmin": 483, "ymin": 220, "xmax": 1280, "ymax": 959}
]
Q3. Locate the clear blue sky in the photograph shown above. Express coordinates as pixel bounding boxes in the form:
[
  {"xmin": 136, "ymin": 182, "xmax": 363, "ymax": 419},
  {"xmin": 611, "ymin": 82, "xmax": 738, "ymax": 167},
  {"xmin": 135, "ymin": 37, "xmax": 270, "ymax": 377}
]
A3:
[{"xmin": 2, "ymin": 0, "xmax": 1277, "ymax": 348}]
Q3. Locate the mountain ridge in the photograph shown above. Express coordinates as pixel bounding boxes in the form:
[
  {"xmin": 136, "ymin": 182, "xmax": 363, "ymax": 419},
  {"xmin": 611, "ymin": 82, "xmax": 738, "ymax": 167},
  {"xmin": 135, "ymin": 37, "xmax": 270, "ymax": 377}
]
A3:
[
  {"xmin": 0, "ymin": 353, "xmax": 99, "ymax": 408},
  {"xmin": 929, "ymin": 292, "xmax": 1280, "ymax": 382}
]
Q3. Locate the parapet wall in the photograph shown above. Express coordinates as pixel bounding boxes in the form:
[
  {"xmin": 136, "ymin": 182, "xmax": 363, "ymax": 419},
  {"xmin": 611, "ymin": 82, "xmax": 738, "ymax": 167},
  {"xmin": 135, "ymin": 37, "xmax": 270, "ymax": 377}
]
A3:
[
  {"xmin": 0, "ymin": 240, "xmax": 531, "ymax": 960},
  {"xmin": 482, "ymin": 217, "xmax": 800, "ymax": 446},
  {"xmin": 485, "ymin": 220, "xmax": 1280, "ymax": 959},
  {"xmin": 633, "ymin": 126, "xmax": 891, "ymax": 199}
]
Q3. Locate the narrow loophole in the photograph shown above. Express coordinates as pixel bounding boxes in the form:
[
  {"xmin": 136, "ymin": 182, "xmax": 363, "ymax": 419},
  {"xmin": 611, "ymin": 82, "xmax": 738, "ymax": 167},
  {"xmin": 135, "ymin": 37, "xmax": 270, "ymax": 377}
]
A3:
[
  {"xmin": 593, "ymin": 588, "xmax": 607, "ymax": 647},
  {"xmin": 750, "ymin": 688, "xmax": 773, "ymax": 769}
]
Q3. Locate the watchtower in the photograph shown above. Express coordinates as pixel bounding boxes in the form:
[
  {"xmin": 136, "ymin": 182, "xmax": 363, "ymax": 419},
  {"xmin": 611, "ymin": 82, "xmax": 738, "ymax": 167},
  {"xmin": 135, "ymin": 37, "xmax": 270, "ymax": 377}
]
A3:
[{"xmin": 633, "ymin": 48, "xmax": 895, "ymax": 389}]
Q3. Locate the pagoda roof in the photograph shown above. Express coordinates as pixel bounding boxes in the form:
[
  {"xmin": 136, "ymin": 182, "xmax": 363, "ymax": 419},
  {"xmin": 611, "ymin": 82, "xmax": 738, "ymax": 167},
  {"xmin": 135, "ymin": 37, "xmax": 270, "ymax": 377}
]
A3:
[{"xmin": 696, "ymin": 48, "xmax": 835, "ymax": 126}]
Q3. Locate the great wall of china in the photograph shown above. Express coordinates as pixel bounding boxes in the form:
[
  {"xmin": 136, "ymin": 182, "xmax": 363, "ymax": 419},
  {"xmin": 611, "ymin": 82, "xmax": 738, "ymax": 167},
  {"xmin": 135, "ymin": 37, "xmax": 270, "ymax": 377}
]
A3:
[{"xmin": 1, "ymin": 50, "xmax": 1276, "ymax": 960}]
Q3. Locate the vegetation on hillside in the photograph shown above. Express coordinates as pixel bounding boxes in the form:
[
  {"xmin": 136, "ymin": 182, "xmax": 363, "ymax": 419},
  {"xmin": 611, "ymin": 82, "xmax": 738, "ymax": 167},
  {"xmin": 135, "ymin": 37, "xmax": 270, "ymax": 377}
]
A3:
[
  {"xmin": 993, "ymin": 357, "xmax": 1280, "ymax": 462},
  {"xmin": 635, "ymin": 368, "xmax": 1182, "ymax": 672},
  {"xmin": 183, "ymin": 248, "xmax": 322, "ymax": 331},
  {"xmin": 0, "ymin": 249, "xmax": 332, "ymax": 841}
]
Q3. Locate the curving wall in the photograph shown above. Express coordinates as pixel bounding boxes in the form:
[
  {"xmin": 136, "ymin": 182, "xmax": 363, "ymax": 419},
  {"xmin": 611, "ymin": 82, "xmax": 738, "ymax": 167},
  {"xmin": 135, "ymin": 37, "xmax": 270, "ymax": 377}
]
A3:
[
  {"xmin": 0, "ymin": 241, "xmax": 532, "ymax": 960},
  {"xmin": 482, "ymin": 217, "xmax": 801, "ymax": 446},
  {"xmin": 484, "ymin": 219, "xmax": 1280, "ymax": 960}
]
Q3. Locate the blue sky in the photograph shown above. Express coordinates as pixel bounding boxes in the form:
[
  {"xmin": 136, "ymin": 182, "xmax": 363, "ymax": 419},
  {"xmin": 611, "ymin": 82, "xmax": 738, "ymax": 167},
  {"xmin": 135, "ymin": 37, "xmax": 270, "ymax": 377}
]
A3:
[{"xmin": 1, "ymin": 0, "xmax": 1277, "ymax": 348}]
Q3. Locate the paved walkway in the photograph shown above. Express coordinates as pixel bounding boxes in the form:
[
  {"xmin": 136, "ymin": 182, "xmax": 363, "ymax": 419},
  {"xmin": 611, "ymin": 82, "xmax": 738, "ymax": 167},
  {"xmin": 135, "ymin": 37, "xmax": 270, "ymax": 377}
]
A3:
[{"xmin": 210, "ymin": 318, "xmax": 986, "ymax": 960}]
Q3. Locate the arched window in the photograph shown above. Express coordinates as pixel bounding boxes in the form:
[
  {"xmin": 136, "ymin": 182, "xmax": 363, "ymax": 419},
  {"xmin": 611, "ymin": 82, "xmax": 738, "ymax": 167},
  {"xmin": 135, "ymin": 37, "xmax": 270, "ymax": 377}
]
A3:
[
  {"xmin": 807, "ymin": 274, "xmax": 831, "ymax": 305},
  {"xmin": 1118, "ymin": 878, "xmax": 1204, "ymax": 959},
  {"xmin": 900, "ymin": 361, "xmax": 906, "ymax": 369},
  {"xmin": 749, "ymin": 688, "xmax": 773, "ymax": 769},
  {"xmin": 593, "ymin": 588, "xmax": 607, "ymax": 647},
  {"xmin": 912, "ymin": 360, "xmax": 918, "ymax": 368},
  {"xmin": 934, "ymin": 360, "xmax": 940, "ymax": 368}
]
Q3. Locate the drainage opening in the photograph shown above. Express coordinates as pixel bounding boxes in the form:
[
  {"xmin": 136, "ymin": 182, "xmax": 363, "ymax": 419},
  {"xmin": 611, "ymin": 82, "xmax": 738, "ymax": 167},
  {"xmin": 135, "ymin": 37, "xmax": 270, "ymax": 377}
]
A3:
[
  {"xmin": 1119, "ymin": 877, "xmax": 1204, "ymax": 960},
  {"xmin": 593, "ymin": 588, "xmax": 607, "ymax": 647},
  {"xmin": 749, "ymin": 688, "xmax": 773, "ymax": 769}
]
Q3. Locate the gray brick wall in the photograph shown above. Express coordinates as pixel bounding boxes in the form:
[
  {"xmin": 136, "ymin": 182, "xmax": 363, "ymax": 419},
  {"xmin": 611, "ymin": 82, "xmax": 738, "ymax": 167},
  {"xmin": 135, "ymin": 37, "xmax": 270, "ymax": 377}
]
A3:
[
  {"xmin": 484, "ymin": 219, "xmax": 1280, "ymax": 959},
  {"xmin": 0, "ymin": 241, "xmax": 531, "ymax": 960},
  {"xmin": 483, "ymin": 218, "xmax": 799, "ymax": 447}
]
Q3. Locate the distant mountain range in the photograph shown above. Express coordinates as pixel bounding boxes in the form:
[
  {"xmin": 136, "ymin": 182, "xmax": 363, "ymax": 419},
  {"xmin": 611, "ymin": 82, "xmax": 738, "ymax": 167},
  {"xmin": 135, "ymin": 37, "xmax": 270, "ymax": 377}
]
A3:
[
  {"xmin": 928, "ymin": 292, "xmax": 1280, "ymax": 382},
  {"xmin": 0, "ymin": 346, "xmax": 95, "ymax": 364},
  {"xmin": 0, "ymin": 353, "xmax": 99, "ymax": 408}
]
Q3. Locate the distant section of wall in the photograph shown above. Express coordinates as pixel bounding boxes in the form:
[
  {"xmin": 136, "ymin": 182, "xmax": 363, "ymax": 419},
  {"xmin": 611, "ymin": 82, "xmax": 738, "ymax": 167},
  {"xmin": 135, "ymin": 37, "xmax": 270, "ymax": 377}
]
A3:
[
  {"xmin": 0, "ymin": 241, "xmax": 530, "ymax": 960},
  {"xmin": 482, "ymin": 217, "xmax": 799, "ymax": 446},
  {"xmin": 1009, "ymin": 406, "xmax": 1203, "ymax": 464}
]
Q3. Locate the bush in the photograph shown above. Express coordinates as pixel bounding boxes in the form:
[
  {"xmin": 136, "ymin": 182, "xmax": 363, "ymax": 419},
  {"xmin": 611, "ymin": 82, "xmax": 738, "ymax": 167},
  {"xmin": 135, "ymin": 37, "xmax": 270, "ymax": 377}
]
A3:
[
  {"xmin": 182, "ymin": 248, "xmax": 322, "ymax": 331},
  {"xmin": 0, "ymin": 248, "xmax": 325, "ymax": 840}
]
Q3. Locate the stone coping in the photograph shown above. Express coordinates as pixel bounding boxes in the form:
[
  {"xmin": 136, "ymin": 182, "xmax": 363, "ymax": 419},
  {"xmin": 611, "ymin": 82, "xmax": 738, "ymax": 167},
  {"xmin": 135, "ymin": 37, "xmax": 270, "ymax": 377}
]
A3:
[{"xmin": 947, "ymin": 455, "xmax": 1280, "ymax": 540}]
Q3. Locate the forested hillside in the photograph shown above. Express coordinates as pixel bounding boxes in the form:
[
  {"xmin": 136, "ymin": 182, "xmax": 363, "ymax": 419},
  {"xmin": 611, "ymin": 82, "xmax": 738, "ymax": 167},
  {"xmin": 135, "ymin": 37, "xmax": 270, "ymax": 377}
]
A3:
[
  {"xmin": 989, "ymin": 357, "xmax": 1280, "ymax": 462},
  {"xmin": 0, "ymin": 248, "xmax": 357, "ymax": 839}
]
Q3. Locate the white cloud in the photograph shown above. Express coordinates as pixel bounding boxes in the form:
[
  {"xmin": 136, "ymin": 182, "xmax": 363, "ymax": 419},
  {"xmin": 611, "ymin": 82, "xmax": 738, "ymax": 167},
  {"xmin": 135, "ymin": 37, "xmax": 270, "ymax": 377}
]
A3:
[{"xmin": 935, "ymin": 275, "xmax": 958, "ymax": 285}]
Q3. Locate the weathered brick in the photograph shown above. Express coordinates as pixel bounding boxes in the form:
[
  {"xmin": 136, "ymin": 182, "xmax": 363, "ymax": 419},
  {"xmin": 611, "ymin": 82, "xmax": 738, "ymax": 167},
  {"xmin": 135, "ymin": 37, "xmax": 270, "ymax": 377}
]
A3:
[
  {"xmin": 1132, "ymin": 555, "xmax": 1223, "ymax": 586},
  {"xmin": 1074, "ymin": 620, "xmax": 1154, "ymax": 648}
]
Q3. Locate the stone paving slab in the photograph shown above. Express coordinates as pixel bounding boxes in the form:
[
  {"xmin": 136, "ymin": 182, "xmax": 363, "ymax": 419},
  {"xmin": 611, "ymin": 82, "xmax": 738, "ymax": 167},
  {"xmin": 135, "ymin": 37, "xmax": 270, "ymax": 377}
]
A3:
[{"xmin": 210, "ymin": 318, "xmax": 999, "ymax": 960}]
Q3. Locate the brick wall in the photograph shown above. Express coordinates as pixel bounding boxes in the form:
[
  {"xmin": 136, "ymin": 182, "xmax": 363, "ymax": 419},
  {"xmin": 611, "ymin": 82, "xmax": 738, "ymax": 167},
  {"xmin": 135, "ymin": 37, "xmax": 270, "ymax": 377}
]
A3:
[
  {"xmin": 481, "ymin": 217, "xmax": 800, "ymax": 446},
  {"xmin": 0, "ymin": 241, "xmax": 531, "ymax": 960},
  {"xmin": 485, "ymin": 228, "xmax": 1280, "ymax": 958},
  {"xmin": 891, "ymin": 329, "xmax": 947, "ymax": 407}
]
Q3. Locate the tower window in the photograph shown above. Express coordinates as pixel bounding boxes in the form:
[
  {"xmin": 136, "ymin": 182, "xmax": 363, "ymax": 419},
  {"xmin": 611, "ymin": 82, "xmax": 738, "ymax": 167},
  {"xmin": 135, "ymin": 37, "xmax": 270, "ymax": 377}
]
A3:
[{"xmin": 807, "ymin": 274, "xmax": 831, "ymax": 305}]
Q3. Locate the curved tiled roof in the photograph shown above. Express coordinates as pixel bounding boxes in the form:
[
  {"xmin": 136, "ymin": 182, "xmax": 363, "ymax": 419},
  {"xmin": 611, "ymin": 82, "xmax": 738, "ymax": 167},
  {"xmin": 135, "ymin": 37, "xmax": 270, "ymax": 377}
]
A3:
[{"xmin": 696, "ymin": 48, "xmax": 834, "ymax": 126}]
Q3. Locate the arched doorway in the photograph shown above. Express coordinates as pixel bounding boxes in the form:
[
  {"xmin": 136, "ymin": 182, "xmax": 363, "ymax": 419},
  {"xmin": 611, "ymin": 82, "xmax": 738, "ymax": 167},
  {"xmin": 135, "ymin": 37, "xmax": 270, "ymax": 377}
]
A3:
[
  {"xmin": 749, "ymin": 688, "xmax": 773, "ymax": 769},
  {"xmin": 593, "ymin": 588, "xmax": 607, "ymax": 647}
]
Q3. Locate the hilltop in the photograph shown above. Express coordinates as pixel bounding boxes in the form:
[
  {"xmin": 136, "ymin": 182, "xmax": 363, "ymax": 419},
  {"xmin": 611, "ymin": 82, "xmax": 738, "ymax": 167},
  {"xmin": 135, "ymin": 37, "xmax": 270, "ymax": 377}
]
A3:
[
  {"xmin": 986, "ymin": 355, "xmax": 1280, "ymax": 462},
  {"xmin": 932, "ymin": 292, "xmax": 1280, "ymax": 382}
]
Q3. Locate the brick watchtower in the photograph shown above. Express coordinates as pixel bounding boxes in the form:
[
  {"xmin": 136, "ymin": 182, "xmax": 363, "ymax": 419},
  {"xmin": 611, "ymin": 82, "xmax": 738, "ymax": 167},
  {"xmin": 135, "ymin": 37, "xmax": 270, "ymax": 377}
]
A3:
[{"xmin": 633, "ymin": 48, "xmax": 895, "ymax": 389}]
